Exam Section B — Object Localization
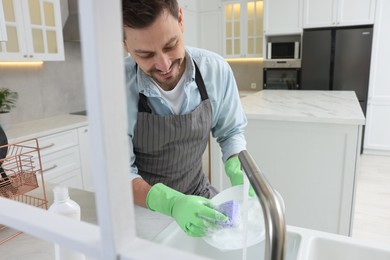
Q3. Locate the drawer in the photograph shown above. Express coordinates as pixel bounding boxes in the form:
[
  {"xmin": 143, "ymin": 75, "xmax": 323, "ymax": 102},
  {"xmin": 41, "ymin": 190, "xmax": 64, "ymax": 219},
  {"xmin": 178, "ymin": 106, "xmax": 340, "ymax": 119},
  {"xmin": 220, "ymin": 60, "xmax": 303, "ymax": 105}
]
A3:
[
  {"xmin": 39, "ymin": 146, "xmax": 81, "ymax": 182},
  {"xmin": 45, "ymin": 169, "xmax": 84, "ymax": 190},
  {"xmin": 38, "ymin": 130, "xmax": 79, "ymax": 156}
]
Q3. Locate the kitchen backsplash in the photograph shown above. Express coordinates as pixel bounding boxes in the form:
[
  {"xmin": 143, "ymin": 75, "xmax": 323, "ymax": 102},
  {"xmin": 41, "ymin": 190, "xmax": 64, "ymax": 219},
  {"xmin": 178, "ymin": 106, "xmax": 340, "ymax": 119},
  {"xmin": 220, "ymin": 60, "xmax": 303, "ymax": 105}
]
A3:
[
  {"xmin": 0, "ymin": 42, "xmax": 262, "ymax": 126},
  {"xmin": 0, "ymin": 42, "xmax": 86, "ymax": 125},
  {"xmin": 227, "ymin": 60, "xmax": 263, "ymax": 91}
]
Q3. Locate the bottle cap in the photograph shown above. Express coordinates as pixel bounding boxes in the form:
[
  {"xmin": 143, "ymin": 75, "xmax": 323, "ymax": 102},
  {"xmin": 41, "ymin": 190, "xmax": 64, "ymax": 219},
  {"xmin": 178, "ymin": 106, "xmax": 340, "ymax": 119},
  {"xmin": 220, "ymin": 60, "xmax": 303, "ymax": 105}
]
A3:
[{"xmin": 52, "ymin": 185, "xmax": 70, "ymax": 202}]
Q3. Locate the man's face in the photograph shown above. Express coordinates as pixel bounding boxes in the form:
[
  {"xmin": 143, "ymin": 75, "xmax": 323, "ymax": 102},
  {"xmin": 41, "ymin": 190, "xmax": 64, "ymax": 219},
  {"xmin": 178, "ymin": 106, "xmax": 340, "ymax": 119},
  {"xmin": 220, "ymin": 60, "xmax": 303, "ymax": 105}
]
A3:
[{"xmin": 124, "ymin": 9, "xmax": 186, "ymax": 91}]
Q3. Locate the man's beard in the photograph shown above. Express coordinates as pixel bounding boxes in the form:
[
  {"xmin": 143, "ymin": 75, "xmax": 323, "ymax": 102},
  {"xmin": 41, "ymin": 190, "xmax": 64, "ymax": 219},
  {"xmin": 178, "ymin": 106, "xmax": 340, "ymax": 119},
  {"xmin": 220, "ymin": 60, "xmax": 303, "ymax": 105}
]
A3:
[{"xmin": 150, "ymin": 58, "xmax": 184, "ymax": 91}]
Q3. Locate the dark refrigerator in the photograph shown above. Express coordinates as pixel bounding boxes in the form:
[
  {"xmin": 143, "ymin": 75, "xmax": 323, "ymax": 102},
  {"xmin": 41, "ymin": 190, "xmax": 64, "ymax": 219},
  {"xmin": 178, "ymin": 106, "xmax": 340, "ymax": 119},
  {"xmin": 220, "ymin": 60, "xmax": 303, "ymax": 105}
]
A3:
[
  {"xmin": 301, "ymin": 26, "xmax": 373, "ymax": 152},
  {"xmin": 301, "ymin": 26, "xmax": 373, "ymax": 115}
]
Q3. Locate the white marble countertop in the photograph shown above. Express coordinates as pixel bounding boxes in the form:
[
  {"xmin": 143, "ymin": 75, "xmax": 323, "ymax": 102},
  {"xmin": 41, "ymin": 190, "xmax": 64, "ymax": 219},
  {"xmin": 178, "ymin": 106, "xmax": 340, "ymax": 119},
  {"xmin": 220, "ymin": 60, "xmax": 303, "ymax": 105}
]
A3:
[
  {"xmin": 238, "ymin": 90, "xmax": 261, "ymax": 98},
  {"xmin": 240, "ymin": 90, "xmax": 365, "ymax": 125},
  {"xmin": 5, "ymin": 114, "xmax": 88, "ymax": 141}
]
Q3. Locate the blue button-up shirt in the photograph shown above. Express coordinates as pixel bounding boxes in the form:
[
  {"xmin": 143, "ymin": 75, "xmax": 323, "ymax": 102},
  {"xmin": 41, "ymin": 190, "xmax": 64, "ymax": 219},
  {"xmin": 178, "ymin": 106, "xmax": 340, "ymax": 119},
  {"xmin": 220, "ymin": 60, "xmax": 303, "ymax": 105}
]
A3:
[{"xmin": 125, "ymin": 47, "xmax": 247, "ymax": 180}]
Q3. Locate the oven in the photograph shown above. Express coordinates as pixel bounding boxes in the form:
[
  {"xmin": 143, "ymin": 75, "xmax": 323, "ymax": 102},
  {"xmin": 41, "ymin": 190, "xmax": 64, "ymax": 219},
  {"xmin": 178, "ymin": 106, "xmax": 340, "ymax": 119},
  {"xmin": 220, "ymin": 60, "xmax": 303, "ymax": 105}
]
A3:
[{"xmin": 263, "ymin": 59, "xmax": 301, "ymax": 90}]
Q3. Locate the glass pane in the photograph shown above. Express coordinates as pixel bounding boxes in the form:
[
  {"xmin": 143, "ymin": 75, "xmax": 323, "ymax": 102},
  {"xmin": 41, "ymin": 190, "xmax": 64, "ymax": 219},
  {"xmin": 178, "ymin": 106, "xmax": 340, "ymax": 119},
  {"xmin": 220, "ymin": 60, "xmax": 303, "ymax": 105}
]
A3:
[
  {"xmin": 29, "ymin": 0, "xmax": 42, "ymax": 25},
  {"xmin": 248, "ymin": 38, "xmax": 254, "ymax": 55},
  {"xmin": 256, "ymin": 37, "xmax": 262, "ymax": 55},
  {"xmin": 225, "ymin": 4, "xmax": 232, "ymax": 20},
  {"xmin": 0, "ymin": 42, "xmax": 2, "ymax": 52},
  {"xmin": 226, "ymin": 39, "xmax": 232, "ymax": 55},
  {"xmin": 247, "ymin": 2, "xmax": 255, "ymax": 19},
  {"xmin": 248, "ymin": 20, "xmax": 254, "ymax": 37},
  {"xmin": 256, "ymin": 1, "xmax": 263, "ymax": 18},
  {"xmin": 226, "ymin": 22, "xmax": 232, "ymax": 38},
  {"xmin": 256, "ymin": 18, "xmax": 263, "ymax": 35},
  {"xmin": 265, "ymin": 69, "xmax": 298, "ymax": 89},
  {"xmin": 5, "ymin": 26, "xmax": 19, "ymax": 52},
  {"xmin": 233, "ymin": 4, "xmax": 240, "ymax": 20},
  {"xmin": 32, "ymin": 28, "xmax": 44, "ymax": 53},
  {"xmin": 44, "ymin": 2, "xmax": 55, "ymax": 26},
  {"xmin": 46, "ymin": 30, "xmax": 57, "ymax": 53},
  {"xmin": 3, "ymin": 0, "xmax": 15, "ymax": 22},
  {"xmin": 233, "ymin": 21, "xmax": 240, "ymax": 37},
  {"xmin": 234, "ymin": 39, "xmax": 240, "ymax": 55}
]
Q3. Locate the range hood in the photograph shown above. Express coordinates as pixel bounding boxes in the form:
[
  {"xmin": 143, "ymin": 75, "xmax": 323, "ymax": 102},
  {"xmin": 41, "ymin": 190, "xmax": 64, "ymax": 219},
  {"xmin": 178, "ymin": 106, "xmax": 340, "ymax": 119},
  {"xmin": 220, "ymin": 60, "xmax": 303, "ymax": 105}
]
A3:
[{"xmin": 62, "ymin": 0, "xmax": 80, "ymax": 42}]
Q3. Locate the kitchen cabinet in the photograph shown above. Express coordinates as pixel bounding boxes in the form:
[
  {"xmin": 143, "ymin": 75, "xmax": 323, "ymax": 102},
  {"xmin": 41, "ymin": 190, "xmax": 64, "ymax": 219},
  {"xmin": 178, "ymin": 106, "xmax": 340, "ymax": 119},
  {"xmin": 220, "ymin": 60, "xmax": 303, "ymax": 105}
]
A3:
[
  {"xmin": 178, "ymin": 0, "xmax": 199, "ymax": 47},
  {"xmin": 223, "ymin": 0, "xmax": 264, "ymax": 58},
  {"xmin": 0, "ymin": 0, "xmax": 6, "ymax": 41},
  {"xmin": 199, "ymin": 0, "xmax": 222, "ymax": 12},
  {"xmin": 35, "ymin": 129, "xmax": 83, "ymax": 189},
  {"xmin": 364, "ymin": 0, "xmax": 390, "ymax": 155},
  {"xmin": 263, "ymin": 0, "xmax": 303, "ymax": 35},
  {"xmin": 0, "ymin": 0, "xmax": 64, "ymax": 61},
  {"xmin": 303, "ymin": 0, "xmax": 376, "ymax": 28},
  {"xmin": 6, "ymin": 115, "xmax": 88, "ymax": 190},
  {"xmin": 198, "ymin": 0, "xmax": 222, "ymax": 55}
]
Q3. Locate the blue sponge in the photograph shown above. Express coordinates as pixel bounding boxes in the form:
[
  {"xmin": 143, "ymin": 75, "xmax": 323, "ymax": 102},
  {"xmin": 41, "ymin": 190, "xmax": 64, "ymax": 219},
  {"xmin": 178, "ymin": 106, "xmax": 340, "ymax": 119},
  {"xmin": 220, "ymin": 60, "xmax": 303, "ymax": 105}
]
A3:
[{"xmin": 216, "ymin": 200, "xmax": 240, "ymax": 228}]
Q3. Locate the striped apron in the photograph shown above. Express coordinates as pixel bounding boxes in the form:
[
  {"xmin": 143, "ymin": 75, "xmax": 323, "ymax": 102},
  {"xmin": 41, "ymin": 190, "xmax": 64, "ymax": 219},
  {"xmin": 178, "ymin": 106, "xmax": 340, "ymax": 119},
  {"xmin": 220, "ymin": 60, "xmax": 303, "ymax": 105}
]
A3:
[{"xmin": 133, "ymin": 62, "xmax": 217, "ymax": 198}]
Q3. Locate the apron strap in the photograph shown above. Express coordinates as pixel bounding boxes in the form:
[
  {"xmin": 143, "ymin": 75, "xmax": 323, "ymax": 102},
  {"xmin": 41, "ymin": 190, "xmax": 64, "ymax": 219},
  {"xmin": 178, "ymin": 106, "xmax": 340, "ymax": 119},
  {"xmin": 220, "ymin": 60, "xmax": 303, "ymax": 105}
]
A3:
[
  {"xmin": 138, "ymin": 93, "xmax": 152, "ymax": 113},
  {"xmin": 193, "ymin": 61, "xmax": 209, "ymax": 101}
]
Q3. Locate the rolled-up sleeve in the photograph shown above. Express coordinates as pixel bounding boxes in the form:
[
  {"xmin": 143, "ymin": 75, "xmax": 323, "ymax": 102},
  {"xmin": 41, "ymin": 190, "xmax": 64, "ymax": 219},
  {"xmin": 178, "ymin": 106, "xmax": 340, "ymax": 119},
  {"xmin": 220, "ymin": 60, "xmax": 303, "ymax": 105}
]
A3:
[{"xmin": 211, "ymin": 61, "xmax": 247, "ymax": 162}]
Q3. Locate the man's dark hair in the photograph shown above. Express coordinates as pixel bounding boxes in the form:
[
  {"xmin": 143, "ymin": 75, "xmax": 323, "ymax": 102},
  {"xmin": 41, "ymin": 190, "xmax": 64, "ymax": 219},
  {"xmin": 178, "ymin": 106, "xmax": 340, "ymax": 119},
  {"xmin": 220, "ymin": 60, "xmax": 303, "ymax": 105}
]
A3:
[{"xmin": 122, "ymin": 0, "xmax": 179, "ymax": 29}]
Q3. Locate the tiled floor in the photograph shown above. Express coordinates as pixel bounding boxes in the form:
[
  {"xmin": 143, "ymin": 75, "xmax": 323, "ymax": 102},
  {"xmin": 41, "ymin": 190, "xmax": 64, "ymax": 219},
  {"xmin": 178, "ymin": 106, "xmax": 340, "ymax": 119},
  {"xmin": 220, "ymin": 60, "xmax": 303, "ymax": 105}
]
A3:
[{"xmin": 352, "ymin": 153, "xmax": 390, "ymax": 246}]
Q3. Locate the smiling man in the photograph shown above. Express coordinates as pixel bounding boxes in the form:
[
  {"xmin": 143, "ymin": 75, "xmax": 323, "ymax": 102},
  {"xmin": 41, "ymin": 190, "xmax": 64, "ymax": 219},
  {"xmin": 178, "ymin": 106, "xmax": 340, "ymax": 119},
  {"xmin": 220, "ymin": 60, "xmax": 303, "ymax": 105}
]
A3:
[{"xmin": 122, "ymin": 0, "xmax": 250, "ymax": 237}]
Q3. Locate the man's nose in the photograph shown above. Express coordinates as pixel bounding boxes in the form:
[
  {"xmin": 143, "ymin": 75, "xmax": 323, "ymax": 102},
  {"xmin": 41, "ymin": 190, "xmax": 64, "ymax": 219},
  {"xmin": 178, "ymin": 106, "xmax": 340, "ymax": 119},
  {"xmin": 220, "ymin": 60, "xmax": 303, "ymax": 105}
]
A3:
[{"xmin": 154, "ymin": 53, "xmax": 171, "ymax": 72}]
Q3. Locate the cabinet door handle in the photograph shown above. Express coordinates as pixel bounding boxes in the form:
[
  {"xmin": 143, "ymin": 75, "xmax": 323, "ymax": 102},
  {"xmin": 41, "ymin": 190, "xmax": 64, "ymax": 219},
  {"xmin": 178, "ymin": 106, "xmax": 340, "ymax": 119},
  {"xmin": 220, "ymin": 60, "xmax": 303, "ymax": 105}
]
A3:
[
  {"xmin": 42, "ymin": 164, "xmax": 58, "ymax": 173},
  {"xmin": 40, "ymin": 143, "xmax": 55, "ymax": 150}
]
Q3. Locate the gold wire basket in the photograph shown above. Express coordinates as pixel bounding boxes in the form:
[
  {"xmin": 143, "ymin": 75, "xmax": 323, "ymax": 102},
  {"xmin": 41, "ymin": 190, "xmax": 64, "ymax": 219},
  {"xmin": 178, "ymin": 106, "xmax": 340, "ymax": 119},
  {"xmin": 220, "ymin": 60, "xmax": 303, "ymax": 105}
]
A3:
[{"xmin": 0, "ymin": 138, "xmax": 48, "ymax": 244}]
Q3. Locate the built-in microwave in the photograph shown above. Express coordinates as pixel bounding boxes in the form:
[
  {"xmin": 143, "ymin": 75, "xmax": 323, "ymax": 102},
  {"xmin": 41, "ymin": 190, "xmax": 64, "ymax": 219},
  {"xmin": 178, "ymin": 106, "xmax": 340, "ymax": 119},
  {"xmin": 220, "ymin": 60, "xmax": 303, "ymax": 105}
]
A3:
[{"xmin": 267, "ymin": 41, "xmax": 300, "ymax": 59}]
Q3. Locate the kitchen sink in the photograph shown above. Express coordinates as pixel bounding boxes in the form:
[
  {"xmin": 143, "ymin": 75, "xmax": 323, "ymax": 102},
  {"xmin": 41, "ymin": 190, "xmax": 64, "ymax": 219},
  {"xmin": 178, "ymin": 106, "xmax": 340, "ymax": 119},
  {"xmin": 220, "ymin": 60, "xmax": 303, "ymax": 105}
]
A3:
[
  {"xmin": 153, "ymin": 221, "xmax": 302, "ymax": 260},
  {"xmin": 307, "ymin": 236, "xmax": 390, "ymax": 260},
  {"xmin": 153, "ymin": 222, "xmax": 390, "ymax": 260}
]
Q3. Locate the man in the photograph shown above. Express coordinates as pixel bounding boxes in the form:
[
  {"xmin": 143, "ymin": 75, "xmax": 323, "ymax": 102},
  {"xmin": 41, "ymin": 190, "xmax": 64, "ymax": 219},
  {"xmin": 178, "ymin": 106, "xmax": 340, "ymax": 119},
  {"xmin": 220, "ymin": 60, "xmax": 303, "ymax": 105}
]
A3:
[{"xmin": 122, "ymin": 0, "xmax": 252, "ymax": 237}]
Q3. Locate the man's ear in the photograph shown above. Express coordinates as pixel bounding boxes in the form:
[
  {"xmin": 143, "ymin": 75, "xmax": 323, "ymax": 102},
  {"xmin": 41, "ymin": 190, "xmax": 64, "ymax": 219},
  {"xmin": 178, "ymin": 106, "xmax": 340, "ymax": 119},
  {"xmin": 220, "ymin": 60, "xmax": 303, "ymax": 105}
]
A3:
[
  {"xmin": 123, "ymin": 40, "xmax": 130, "ymax": 53},
  {"xmin": 178, "ymin": 7, "xmax": 184, "ymax": 33}
]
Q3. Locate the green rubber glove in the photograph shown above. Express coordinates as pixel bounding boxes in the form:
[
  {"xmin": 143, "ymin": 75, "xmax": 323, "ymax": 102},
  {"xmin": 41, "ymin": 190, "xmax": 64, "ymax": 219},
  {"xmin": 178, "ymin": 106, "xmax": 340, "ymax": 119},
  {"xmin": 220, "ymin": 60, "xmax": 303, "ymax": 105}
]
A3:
[
  {"xmin": 146, "ymin": 183, "xmax": 228, "ymax": 237},
  {"xmin": 225, "ymin": 156, "xmax": 255, "ymax": 197}
]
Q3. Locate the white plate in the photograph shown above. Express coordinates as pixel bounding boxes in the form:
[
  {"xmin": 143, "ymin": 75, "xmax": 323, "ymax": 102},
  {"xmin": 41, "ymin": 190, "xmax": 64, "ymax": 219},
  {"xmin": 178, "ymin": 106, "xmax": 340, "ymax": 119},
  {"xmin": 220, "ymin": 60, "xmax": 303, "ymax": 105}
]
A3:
[{"xmin": 202, "ymin": 185, "xmax": 265, "ymax": 251}]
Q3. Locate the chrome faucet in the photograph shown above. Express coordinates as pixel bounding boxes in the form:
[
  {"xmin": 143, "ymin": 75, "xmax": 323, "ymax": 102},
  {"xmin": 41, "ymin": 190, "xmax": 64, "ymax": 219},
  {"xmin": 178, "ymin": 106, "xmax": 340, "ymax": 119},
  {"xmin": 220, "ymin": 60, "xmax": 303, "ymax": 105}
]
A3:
[{"xmin": 238, "ymin": 150, "xmax": 286, "ymax": 260}]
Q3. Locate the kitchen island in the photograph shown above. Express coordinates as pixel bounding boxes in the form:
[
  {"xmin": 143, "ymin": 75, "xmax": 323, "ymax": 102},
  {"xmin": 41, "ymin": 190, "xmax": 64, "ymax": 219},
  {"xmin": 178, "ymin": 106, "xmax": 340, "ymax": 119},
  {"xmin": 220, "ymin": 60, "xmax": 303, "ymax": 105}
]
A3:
[{"xmin": 211, "ymin": 90, "xmax": 365, "ymax": 236}]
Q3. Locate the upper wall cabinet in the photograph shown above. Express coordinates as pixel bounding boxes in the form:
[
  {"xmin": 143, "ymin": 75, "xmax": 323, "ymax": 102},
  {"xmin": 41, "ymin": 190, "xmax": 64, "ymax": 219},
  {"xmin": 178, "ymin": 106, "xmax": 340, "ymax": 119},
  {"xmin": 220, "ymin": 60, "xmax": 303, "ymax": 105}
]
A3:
[
  {"xmin": 303, "ymin": 0, "xmax": 377, "ymax": 28},
  {"xmin": 223, "ymin": 0, "xmax": 264, "ymax": 58},
  {"xmin": 263, "ymin": 0, "xmax": 303, "ymax": 35},
  {"xmin": 178, "ymin": 0, "xmax": 199, "ymax": 47},
  {"xmin": 199, "ymin": 0, "xmax": 222, "ymax": 12},
  {"xmin": 0, "ymin": 0, "xmax": 7, "ymax": 41},
  {"xmin": 0, "ymin": 0, "xmax": 64, "ymax": 61},
  {"xmin": 199, "ymin": 0, "xmax": 223, "ymax": 55}
]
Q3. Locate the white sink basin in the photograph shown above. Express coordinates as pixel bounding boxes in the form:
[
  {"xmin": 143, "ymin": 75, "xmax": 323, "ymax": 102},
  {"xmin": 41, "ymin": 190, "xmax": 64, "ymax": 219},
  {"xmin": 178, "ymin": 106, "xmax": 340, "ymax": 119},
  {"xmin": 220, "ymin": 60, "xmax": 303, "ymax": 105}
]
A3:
[
  {"xmin": 154, "ymin": 222, "xmax": 390, "ymax": 260},
  {"xmin": 153, "ymin": 221, "xmax": 301, "ymax": 260},
  {"xmin": 307, "ymin": 236, "xmax": 390, "ymax": 260}
]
